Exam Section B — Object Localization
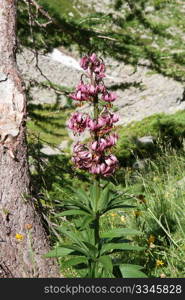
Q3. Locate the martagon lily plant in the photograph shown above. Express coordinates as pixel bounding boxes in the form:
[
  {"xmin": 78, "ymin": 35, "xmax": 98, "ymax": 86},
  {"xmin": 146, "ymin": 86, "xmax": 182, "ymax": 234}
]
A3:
[
  {"xmin": 68, "ymin": 53, "xmax": 119, "ymax": 177},
  {"xmin": 46, "ymin": 54, "xmax": 147, "ymax": 278}
]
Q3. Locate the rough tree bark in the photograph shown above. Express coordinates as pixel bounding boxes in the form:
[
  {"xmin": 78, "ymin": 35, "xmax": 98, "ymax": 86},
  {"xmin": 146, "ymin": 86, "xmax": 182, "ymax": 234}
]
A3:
[{"xmin": 0, "ymin": 0, "xmax": 60, "ymax": 277}]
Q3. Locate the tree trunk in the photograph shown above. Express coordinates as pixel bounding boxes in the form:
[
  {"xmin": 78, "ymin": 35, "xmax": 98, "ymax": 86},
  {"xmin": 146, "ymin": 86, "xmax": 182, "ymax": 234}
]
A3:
[{"xmin": 0, "ymin": 0, "xmax": 60, "ymax": 278}]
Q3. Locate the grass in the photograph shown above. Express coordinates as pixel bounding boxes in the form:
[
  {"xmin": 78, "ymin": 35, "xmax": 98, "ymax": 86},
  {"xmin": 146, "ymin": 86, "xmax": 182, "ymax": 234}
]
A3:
[
  {"xmin": 119, "ymin": 151, "xmax": 185, "ymax": 277},
  {"xmin": 115, "ymin": 110, "xmax": 185, "ymax": 168}
]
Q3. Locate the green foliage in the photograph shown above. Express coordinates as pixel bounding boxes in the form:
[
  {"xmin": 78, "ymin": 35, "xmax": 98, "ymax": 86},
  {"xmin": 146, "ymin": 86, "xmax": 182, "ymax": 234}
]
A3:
[
  {"xmin": 120, "ymin": 264, "xmax": 147, "ymax": 278},
  {"xmin": 46, "ymin": 183, "xmax": 146, "ymax": 278},
  {"xmin": 114, "ymin": 150, "xmax": 185, "ymax": 277},
  {"xmin": 115, "ymin": 110, "xmax": 185, "ymax": 167}
]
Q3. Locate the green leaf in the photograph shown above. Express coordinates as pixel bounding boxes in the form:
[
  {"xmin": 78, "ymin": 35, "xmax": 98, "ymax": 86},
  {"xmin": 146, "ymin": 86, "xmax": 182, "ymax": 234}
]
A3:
[
  {"xmin": 57, "ymin": 227, "xmax": 89, "ymax": 253},
  {"xmin": 98, "ymin": 255, "xmax": 113, "ymax": 273},
  {"xmin": 53, "ymin": 244, "xmax": 88, "ymax": 256},
  {"xmin": 65, "ymin": 246, "xmax": 87, "ymax": 256},
  {"xmin": 74, "ymin": 188, "xmax": 89, "ymax": 204},
  {"xmin": 120, "ymin": 264, "xmax": 148, "ymax": 278},
  {"xmin": 101, "ymin": 228, "xmax": 142, "ymax": 239},
  {"xmin": 63, "ymin": 257, "xmax": 88, "ymax": 268},
  {"xmin": 83, "ymin": 242, "xmax": 98, "ymax": 258},
  {"xmin": 60, "ymin": 199, "xmax": 92, "ymax": 214},
  {"xmin": 45, "ymin": 247, "xmax": 74, "ymax": 258},
  {"xmin": 101, "ymin": 243, "xmax": 144, "ymax": 255},
  {"xmin": 56, "ymin": 209, "xmax": 89, "ymax": 217},
  {"xmin": 89, "ymin": 183, "xmax": 97, "ymax": 211},
  {"xmin": 78, "ymin": 215, "xmax": 95, "ymax": 230},
  {"xmin": 98, "ymin": 185, "xmax": 110, "ymax": 212}
]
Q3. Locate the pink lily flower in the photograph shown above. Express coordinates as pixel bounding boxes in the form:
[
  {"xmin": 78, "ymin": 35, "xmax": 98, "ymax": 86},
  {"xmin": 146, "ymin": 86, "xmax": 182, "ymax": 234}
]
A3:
[
  {"xmin": 90, "ymin": 53, "xmax": 97, "ymax": 63},
  {"xmin": 68, "ymin": 112, "xmax": 89, "ymax": 133},
  {"xmin": 80, "ymin": 56, "xmax": 89, "ymax": 70},
  {"xmin": 102, "ymin": 91, "xmax": 117, "ymax": 102}
]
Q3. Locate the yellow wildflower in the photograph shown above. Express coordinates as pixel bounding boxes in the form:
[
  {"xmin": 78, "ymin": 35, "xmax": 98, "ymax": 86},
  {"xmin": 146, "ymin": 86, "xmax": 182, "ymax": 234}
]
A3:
[
  {"xmin": 133, "ymin": 210, "xmax": 142, "ymax": 217},
  {"xmin": 156, "ymin": 259, "xmax": 164, "ymax": 267},
  {"xmin": 110, "ymin": 212, "xmax": 117, "ymax": 217},
  {"xmin": 148, "ymin": 235, "xmax": 155, "ymax": 244},
  {"xmin": 120, "ymin": 216, "xmax": 126, "ymax": 223},
  {"xmin": 15, "ymin": 233, "xmax": 24, "ymax": 241}
]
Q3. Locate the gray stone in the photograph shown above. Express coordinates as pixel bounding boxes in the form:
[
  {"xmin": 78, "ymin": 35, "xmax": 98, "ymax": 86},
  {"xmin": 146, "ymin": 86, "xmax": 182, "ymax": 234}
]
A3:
[
  {"xmin": 40, "ymin": 145, "xmax": 62, "ymax": 156},
  {"xmin": 59, "ymin": 140, "xmax": 69, "ymax": 151},
  {"xmin": 145, "ymin": 6, "xmax": 155, "ymax": 13},
  {"xmin": 176, "ymin": 177, "xmax": 185, "ymax": 188},
  {"xmin": 137, "ymin": 136, "xmax": 155, "ymax": 145},
  {"xmin": 132, "ymin": 159, "xmax": 149, "ymax": 170}
]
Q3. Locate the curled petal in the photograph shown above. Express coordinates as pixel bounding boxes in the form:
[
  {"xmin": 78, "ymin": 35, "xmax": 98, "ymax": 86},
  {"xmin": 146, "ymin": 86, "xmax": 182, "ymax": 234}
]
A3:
[
  {"xmin": 112, "ymin": 113, "xmax": 119, "ymax": 123},
  {"xmin": 91, "ymin": 141, "xmax": 98, "ymax": 151},
  {"xmin": 80, "ymin": 56, "xmax": 89, "ymax": 70},
  {"xmin": 102, "ymin": 92, "xmax": 117, "ymax": 102},
  {"xmin": 90, "ymin": 53, "xmax": 97, "ymax": 63}
]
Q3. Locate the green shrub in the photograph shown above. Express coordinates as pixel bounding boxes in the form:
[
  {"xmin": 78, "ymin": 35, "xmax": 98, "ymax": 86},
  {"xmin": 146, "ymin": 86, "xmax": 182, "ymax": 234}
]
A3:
[{"xmin": 115, "ymin": 110, "xmax": 185, "ymax": 167}]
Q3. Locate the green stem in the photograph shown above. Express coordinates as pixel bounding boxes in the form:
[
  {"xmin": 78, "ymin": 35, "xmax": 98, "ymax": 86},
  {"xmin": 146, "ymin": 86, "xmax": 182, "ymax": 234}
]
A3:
[
  {"xmin": 91, "ymin": 72, "xmax": 101, "ymax": 276},
  {"xmin": 93, "ymin": 93, "xmax": 100, "ymax": 246}
]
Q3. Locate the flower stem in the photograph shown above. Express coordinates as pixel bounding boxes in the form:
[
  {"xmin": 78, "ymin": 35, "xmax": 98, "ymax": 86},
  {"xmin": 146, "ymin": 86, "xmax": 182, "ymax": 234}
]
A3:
[
  {"xmin": 94, "ymin": 179, "xmax": 100, "ymax": 246},
  {"xmin": 91, "ymin": 75, "xmax": 101, "ymax": 249}
]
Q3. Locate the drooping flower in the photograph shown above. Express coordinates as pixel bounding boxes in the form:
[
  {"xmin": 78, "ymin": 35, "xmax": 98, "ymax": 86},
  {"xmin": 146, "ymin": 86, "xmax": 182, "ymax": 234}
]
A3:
[
  {"xmin": 102, "ymin": 91, "xmax": 117, "ymax": 102},
  {"xmin": 98, "ymin": 84, "xmax": 106, "ymax": 94},
  {"xmin": 80, "ymin": 53, "xmax": 106, "ymax": 80},
  {"xmin": 89, "ymin": 53, "xmax": 98, "ymax": 64},
  {"xmin": 68, "ymin": 112, "xmax": 89, "ymax": 133},
  {"xmin": 91, "ymin": 138, "xmax": 107, "ymax": 152},
  {"xmin": 87, "ymin": 84, "xmax": 99, "ymax": 96},
  {"xmin": 69, "ymin": 80, "xmax": 100, "ymax": 102},
  {"xmin": 69, "ymin": 81, "xmax": 89, "ymax": 102},
  {"xmin": 91, "ymin": 133, "xmax": 118, "ymax": 152},
  {"xmin": 89, "ymin": 154, "xmax": 118, "ymax": 176},
  {"xmin": 105, "ymin": 133, "xmax": 119, "ymax": 147},
  {"xmin": 72, "ymin": 142, "xmax": 93, "ymax": 170},
  {"xmin": 93, "ymin": 62, "xmax": 106, "ymax": 79},
  {"xmin": 88, "ymin": 111, "xmax": 119, "ymax": 133},
  {"xmin": 80, "ymin": 55, "xmax": 89, "ymax": 70}
]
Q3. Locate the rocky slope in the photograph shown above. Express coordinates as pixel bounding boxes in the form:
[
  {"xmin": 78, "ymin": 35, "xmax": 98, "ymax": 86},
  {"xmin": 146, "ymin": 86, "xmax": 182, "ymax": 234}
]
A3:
[{"xmin": 17, "ymin": 47, "xmax": 185, "ymax": 127}]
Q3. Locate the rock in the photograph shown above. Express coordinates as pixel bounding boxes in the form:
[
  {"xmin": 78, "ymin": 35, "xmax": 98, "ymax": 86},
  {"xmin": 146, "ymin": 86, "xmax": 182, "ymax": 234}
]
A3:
[
  {"xmin": 132, "ymin": 159, "xmax": 149, "ymax": 170},
  {"xmin": 40, "ymin": 145, "xmax": 62, "ymax": 155},
  {"xmin": 176, "ymin": 176, "xmax": 185, "ymax": 188},
  {"xmin": 59, "ymin": 140, "xmax": 69, "ymax": 151},
  {"xmin": 17, "ymin": 44, "xmax": 184, "ymax": 130},
  {"xmin": 136, "ymin": 136, "xmax": 155, "ymax": 145},
  {"xmin": 145, "ymin": 6, "xmax": 155, "ymax": 13}
]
